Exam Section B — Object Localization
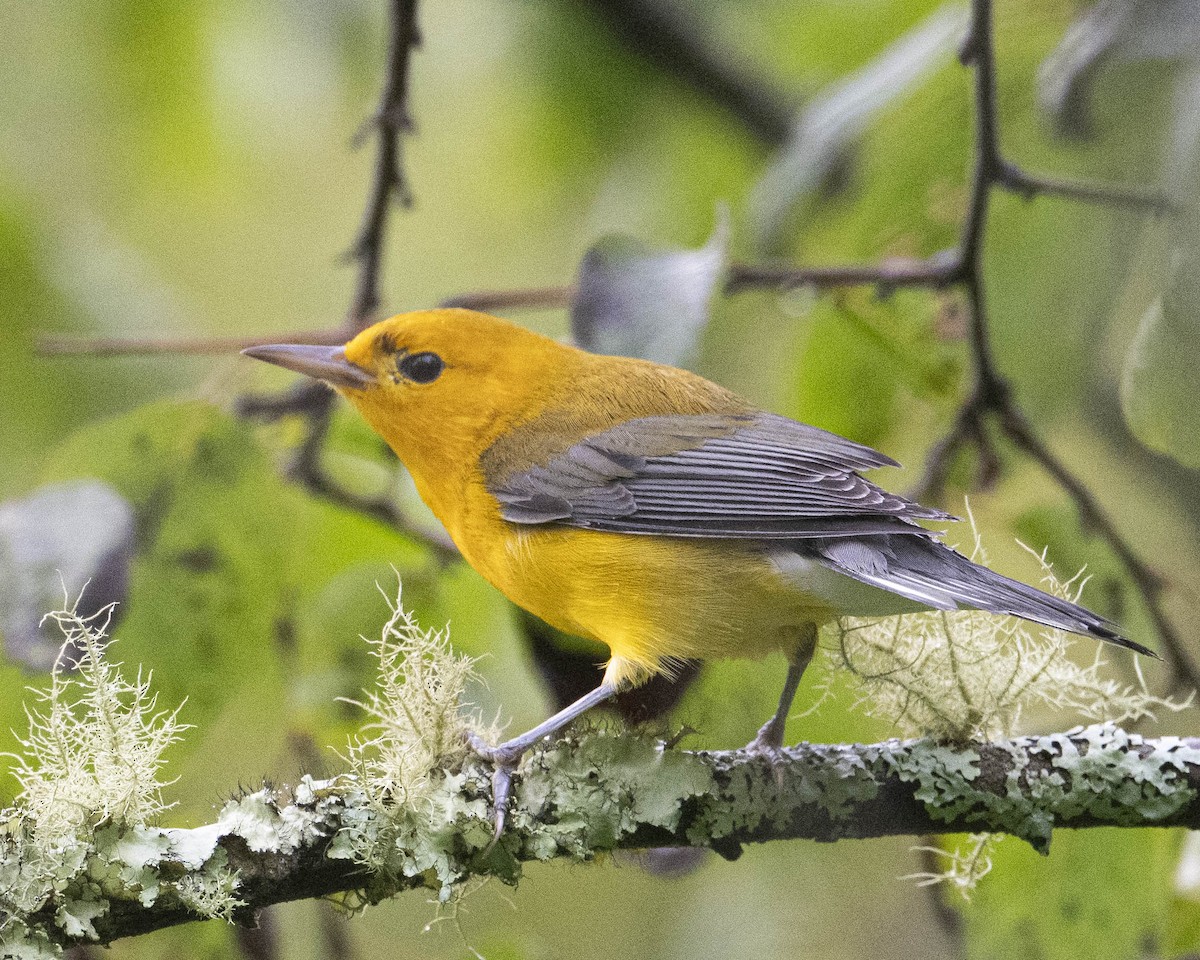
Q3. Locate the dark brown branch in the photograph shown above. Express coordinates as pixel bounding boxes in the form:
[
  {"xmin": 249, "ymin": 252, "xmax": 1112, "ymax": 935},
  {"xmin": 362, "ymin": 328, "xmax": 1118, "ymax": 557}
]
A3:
[
  {"xmin": 907, "ymin": 0, "xmax": 1198, "ymax": 691},
  {"xmin": 996, "ymin": 405, "xmax": 1197, "ymax": 689},
  {"xmin": 996, "ymin": 161, "xmax": 1176, "ymax": 214},
  {"xmin": 439, "ymin": 285, "xmax": 576, "ymax": 312},
  {"xmin": 726, "ymin": 253, "xmax": 962, "ymax": 296},
  {"xmin": 233, "ymin": 0, "xmax": 444, "ymax": 557},
  {"xmin": 26, "ymin": 726, "xmax": 1200, "ymax": 949},
  {"xmin": 347, "ymin": 0, "xmax": 421, "ymax": 330},
  {"xmin": 574, "ymin": 0, "xmax": 793, "ymax": 147}
]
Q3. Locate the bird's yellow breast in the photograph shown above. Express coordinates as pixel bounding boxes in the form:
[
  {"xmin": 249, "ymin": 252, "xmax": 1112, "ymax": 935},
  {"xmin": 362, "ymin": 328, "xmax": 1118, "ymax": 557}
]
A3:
[{"xmin": 437, "ymin": 472, "xmax": 835, "ymax": 687}]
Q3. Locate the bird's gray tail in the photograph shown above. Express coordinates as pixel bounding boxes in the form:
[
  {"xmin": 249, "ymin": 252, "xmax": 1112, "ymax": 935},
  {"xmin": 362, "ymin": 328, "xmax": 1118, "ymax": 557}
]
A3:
[{"xmin": 812, "ymin": 534, "xmax": 1156, "ymax": 658}]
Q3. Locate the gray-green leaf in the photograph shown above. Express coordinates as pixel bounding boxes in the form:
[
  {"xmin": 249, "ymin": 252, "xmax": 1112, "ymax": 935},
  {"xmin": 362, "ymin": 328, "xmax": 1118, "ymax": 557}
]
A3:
[
  {"xmin": 570, "ymin": 212, "xmax": 729, "ymax": 368},
  {"xmin": 1040, "ymin": 0, "xmax": 1200, "ymax": 140},
  {"xmin": 749, "ymin": 5, "xmax": 966, "ymax": 250},
  {"xmin": 0, "ymin": 481, "xmax": 134, "ymax": 670},
  {"xmin": 1121, "ymin": 278, "xmax": 1200, "ymax": 469}
]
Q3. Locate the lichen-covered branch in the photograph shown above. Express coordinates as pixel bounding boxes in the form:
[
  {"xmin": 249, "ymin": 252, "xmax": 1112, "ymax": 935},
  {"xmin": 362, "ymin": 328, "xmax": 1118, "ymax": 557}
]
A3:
[{"xmin": 7, "ymin": 724, "xmax": 1200, "ymax": 953}]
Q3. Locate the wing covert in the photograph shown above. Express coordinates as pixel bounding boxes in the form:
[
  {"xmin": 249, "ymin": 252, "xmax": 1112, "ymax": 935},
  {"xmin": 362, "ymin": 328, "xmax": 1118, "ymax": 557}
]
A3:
[{"xmin": 486, "ymin": 412, "xmax": 950, "ymax": 539}]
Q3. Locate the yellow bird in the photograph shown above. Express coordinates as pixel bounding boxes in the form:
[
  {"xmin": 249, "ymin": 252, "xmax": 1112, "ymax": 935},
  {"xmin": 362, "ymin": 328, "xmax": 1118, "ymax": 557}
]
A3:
[{"xmin": 244, "ymin": 308, "xmax": 1152, "ymax": 822}]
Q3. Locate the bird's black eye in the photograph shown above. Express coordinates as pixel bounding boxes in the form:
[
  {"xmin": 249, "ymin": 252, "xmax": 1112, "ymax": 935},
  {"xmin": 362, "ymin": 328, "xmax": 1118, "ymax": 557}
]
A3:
[{"xmin": 397, "ymin": 351, "xmax": 444, "ymax": 384}]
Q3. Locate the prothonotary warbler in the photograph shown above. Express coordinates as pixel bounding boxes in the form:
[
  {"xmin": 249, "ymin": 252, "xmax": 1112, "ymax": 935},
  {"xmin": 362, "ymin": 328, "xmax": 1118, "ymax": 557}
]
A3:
[{"xmin": 244, "ymin": 308, "xmax": 1154, "ymax": 828}]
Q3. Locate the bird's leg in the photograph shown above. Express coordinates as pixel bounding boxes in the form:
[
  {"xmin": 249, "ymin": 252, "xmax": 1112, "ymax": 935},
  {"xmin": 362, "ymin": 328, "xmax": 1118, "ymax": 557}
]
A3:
[
  {"xmin": 467, "ymin": 681, "xmax": 620, "ymax": 842},
  {"xmin": 746, "ymin": 622, "xmax": 818, "ymax": 754}
]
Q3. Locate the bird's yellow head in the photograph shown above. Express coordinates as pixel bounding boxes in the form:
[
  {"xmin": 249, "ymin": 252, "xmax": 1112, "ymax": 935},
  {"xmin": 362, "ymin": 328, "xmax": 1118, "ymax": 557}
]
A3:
[{"xmin": 243, "ymin": 308, "xmax": 580, "ymax": 489}]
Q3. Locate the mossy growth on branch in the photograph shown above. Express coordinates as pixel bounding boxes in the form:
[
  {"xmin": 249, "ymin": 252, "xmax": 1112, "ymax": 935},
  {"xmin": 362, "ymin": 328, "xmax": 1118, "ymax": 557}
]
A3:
[
  {"xmin": 0, "ymin": 566, "xmax": 1193, "ymax": 951},
  {"xmin": 825, "ymin": 521, "xmax": 1187, "ymax": 894},
  {"xmin": 0, "ymin": 599, "xmax": 235, "ymax": 956}
]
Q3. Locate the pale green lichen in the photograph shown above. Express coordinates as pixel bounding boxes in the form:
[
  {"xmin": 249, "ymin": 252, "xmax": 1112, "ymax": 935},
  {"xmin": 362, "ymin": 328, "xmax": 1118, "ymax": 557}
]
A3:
[
  {"xmin": 904, "ymin": 834, "xmax": 994, "ymax": 897},
  {"xmin": 865, "ymin": 724, "xmax": 1200, "ymax": 857},
  {"xmin": 826, "ymin": 519, "xmax": 1188, "ymax": 892},
  {"xmin": 513, "ymin": 729, "xmax": 713, "ymax": 858},
  {"xmin": 682, "ymin": 745, "xmax": 885, "ymax": 847},
  {"xmin": 0, "ymin": 599, "xmax": 242, "ymax": 954},
  {"xmin": 329, "ymin": 589, "xmax": 497, "ymax": 901},
  {"xmin": 173, "ymin": 849, "xmax": 241, "ymax": 922},
  {"xmin": 7, "ymin": 601, "xmax": 188, "ymax": 845},
  {"xmin": 340, "ymin": 591, "xmax": 479, "ymax": 793},
  {"xmin": 1026, "ymin": 725, "xmax": 1200, "ymax": 825}
]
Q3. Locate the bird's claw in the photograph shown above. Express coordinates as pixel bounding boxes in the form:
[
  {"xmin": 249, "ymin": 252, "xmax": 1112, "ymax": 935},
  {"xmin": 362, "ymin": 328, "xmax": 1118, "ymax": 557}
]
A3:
[
  {"xmin": 464, "ymin": 731, "xmax": 523, "ymax": 846},
  {"xmin": 744, "ymin": 721, "xmax": 789, "ymax": 788},
  {"xmin": 465, "ymin": 731, "xmax": 523, "ymax": 768}
]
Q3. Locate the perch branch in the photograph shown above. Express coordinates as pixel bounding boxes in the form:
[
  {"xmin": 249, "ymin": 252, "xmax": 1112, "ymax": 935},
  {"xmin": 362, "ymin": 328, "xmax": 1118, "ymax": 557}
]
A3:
[{"xmin": 11, "ymin": 725, "xmax": 1200, "ymax": 951}]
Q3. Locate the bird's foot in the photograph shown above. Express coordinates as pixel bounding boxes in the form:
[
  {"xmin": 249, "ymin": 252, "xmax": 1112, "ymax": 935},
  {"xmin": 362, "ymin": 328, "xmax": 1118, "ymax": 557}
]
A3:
[
  {"xmin": 743, "ymin": 717, "xmax": 789, "ymax": 787},
  {"xmin": 462, "ymin": 682, "xmax": 621, "ymax": 848},
  {"xmin": 465, "ymin": 732, "xmax": 526, "ymax": 846},
  {"xmin": 745, "ymin": 714, "xmax": 786, "ymax": 754}
]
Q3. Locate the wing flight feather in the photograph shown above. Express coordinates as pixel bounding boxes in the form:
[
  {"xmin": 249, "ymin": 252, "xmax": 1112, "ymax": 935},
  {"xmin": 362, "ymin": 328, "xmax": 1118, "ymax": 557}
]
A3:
[{"xmin": 487, "ymin": 412, "xmax": 950, "ymax": 539}]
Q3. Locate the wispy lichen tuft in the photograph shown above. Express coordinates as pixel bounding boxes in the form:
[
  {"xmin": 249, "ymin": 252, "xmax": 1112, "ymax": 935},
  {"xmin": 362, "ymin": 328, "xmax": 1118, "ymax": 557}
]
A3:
[
  {"xmin": 0, "ymin": 596, "xmax": 198, "ymax": 955},
  {"xmin": 828, "ymin": 528, "xmax": 1182, "ymax": 743},
  {"xmin": 904, "ymin": 834, "xmax": 994, "ymax": 898},
  {"xmin": 826, "ymin": 516, "xmax": 1187, "ymax": 895},
  {"xmin": 8, "ymin": 599, "xmax": 188, "ymax": 845},
  {"xmin": 331, "ymin": 587, "xmax": 496, "ymax": 898},
  {"xmin": 341, "ymin": 587, "xmax": 482, "ymax": 806}
]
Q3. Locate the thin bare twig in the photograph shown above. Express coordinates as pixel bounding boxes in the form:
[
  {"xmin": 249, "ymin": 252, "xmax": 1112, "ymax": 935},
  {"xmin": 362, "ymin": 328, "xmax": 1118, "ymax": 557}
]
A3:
[
  {"xmin": 726, "ymin": 253, "xmax": 962, "ymax": 296},
  {"xmin": 905, "ymin": 0, "xmax": 1198, "ymax": 689},
  {"xmin": 347, "ymin": 0, "xmax": 420, "ymax": 329},
  {"xmin": 439, "ymin": 285, "xmax": 576, "ymax": 312},
  {"xmin": 232, "ymin": 0, "xmax": 455, "ymax": 559},
  {"xmin": 996, "ymin": 161, "xmax": 1176, "ymax": 214},
  {"xmin": 997, "ymin": 406, "xmax": 1190, "ymax": 690}
]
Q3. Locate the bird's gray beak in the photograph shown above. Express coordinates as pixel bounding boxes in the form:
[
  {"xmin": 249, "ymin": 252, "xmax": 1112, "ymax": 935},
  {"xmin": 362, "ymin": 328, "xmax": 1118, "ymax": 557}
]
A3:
[{"xmin": 241, "ymin": 343, "xmax": 375, "ymax": 390}]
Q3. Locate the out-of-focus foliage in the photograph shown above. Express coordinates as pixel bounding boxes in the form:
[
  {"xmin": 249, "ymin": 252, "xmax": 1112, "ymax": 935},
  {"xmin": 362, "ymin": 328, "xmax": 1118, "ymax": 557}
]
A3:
[
  {"xmin": 0, "ymin": 481, "xmax": 134, "ymax": 670},
  {"xmin": 571, "ymin": 210, "xmax": 728, "ymax": 366},
  {"xmin": 1121, "ymin": 260, "xmax": 1200, "ymax": 468},
  {"xmin": 966, "ymin": 827, "xmax": 1179, "ymax": 960},
  {"xmin": 1044, "ymin": 0, "xmax": 1200, "ymax": 474},
  {"xmin": 749, "ymin": 4, "xmax": 966, "ymax": 250},
  {"xmin": 1039, "ymin": 0, "xmax": 1200, "ymax": 140},
  {"xmin": 1, "ymin": 0, "xmax": 1197, "ymax": 958}
]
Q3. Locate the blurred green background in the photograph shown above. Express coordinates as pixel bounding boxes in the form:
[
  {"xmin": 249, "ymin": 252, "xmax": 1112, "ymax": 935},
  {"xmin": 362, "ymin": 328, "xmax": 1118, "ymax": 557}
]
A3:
[{"xmin": 2, "ymin": 0, "xmax": 1199, "ymax": 957}]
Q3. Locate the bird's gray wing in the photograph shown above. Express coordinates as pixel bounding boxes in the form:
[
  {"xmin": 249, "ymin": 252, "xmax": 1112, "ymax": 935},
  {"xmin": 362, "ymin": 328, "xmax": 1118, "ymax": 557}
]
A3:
[
  {"xmin": 484, "ymin": 409, "xmax": 1152, "ymax": 655},
  {"xmin": 484, "ymin": 411, "xmax": 949, "ymax": 539}
]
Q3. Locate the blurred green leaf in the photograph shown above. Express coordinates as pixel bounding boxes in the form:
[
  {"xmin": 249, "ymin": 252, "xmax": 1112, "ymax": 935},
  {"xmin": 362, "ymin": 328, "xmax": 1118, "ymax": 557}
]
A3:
[
  {"xmin": 1040, "ymin": 0, "xmax": 1200, "ymax": 140},
  {"xmin": 1121, "ymin": 267, "xmax": 1200, "ymax": 469},
  {"xmin": 964, "ymin": 829, "xmax": 1177, "ymax": 960},
  {"xmin": 1167, "ymin": 898, "xmax": 1200, "ymax": 957},
  {"xmin": 38, "ymin": 402, "xmax": 304, "ymax": 722},
  {"xmin": 0, "ymin": 480, "xmax": 134, "ymax": 670},
  {"xmin": 29, "ymin": 401, "xmax": 429, "ymax": 818},
  {"xmin": 749, "ymin": 4, "xmax": 966, "ymax": 250},
  {"xmin": 797, "ymin": 319, "xmax": 898, "ymax": 444},
  {"xmin": 571, "ymin": 211, "xmax": 728, "ymax": 367},
  {"xmin": 1170, "ymin": 832, "xmax": 1200, "ymax": 955}
]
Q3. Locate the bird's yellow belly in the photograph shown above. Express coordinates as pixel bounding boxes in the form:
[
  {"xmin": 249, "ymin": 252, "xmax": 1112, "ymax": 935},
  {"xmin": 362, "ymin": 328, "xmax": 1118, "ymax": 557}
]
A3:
[{"xmin": 465, "ymin": 519, "xmax": 837, "ymax": 688}]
